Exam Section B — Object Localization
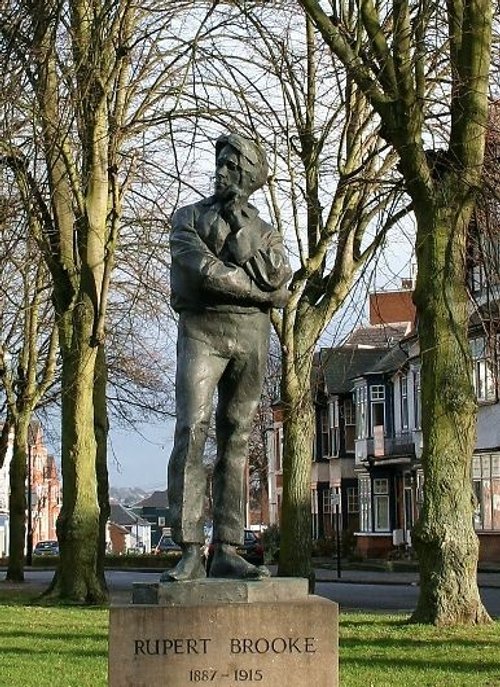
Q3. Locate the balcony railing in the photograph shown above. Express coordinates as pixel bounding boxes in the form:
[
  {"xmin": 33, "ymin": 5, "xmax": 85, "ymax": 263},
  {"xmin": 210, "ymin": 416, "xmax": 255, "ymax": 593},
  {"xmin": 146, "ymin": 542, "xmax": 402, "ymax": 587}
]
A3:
[
  {"xmin": 384, "ymin": 433, "xmax": 416, "ymax": 457},
  {"xmin": 356, "ymin": 432, "xmax": 416, "ymax": 463}
]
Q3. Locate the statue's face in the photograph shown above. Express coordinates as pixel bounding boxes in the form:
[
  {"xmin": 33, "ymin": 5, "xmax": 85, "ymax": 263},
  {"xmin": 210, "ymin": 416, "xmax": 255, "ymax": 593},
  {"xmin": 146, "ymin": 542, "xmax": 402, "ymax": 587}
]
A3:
[{"xmin": 215, "ymin": 145, "xmax": 248, "ymax": 201}]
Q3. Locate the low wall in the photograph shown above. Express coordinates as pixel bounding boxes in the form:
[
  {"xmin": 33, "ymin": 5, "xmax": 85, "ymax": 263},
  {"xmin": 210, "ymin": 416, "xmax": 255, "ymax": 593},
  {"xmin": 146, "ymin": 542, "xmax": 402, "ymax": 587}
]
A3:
[
  {"xmin": 354, "ymin": 534, "xmax": 393, "ymax": 559},
  {"xmin": 478, "ymin": 532, "xmax": 500, "ymax": 564}
]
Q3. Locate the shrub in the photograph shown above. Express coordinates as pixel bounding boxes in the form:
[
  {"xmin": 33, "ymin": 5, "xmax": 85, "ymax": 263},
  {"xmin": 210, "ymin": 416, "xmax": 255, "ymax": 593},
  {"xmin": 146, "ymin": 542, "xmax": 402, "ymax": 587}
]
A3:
[{"xmin": 312, "ymin": 537, "xmax": 335, "ymax": 557}]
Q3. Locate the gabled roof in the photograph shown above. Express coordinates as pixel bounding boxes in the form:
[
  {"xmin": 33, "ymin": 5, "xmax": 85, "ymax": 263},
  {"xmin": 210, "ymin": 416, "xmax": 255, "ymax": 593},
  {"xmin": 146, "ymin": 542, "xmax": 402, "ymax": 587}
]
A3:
[
  {"xmin": 133, "ymin": 490, "xmax": 168, "ymax": 509},
  {"xmin": 364, "ymin": 345, "xmax": 408, "ymax": 375},
  {"xmin": 345, "ymin": 323, "xmax": 411, "ymax": 348},
  {"xmin": 319, "ymin": 347, "xmax": 388, "ymax": 394},
  {"xmin": 109, "ymin": 502, "xmax": 150, "ymax": 527}
]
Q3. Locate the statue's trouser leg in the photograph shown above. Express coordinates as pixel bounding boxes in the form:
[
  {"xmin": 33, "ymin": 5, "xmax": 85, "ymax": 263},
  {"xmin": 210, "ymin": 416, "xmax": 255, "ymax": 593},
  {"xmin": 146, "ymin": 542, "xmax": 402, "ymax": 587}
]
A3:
[
  {"xmin": 168, "ymin": 317, "xmax": 227, "ymax": 545},
  {"xmin": 212, "ymin": 312, "xmax": 270, "ymax": 545}
]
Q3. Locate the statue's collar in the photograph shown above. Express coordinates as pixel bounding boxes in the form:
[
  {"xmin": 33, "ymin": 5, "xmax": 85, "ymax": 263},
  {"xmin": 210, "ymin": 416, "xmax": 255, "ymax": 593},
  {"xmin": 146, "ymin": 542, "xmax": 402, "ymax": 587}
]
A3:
[{"xmin": 202, "ymin": 195, "xmax": 259, "ymax": 220}]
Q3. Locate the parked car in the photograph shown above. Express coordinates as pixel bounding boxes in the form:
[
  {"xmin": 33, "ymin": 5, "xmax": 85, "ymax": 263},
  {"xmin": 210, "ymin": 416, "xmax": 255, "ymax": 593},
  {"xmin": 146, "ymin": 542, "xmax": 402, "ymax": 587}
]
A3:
[
  {"xmin": 33, "ymin": 540, "xmax": 59, "ymax": 556},
  {"xmin": 154, "ymin": 535, "xmax": 182, "ymax": 556},
  {"xmin": 205, "ymin": 529, "xmax": 264, "ymax": 571}
]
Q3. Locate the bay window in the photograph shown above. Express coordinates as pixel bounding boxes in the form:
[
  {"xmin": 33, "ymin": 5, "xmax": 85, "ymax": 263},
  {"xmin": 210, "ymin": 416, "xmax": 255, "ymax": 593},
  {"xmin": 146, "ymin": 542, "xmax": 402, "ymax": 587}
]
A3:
[
  {"xmin": 373, "ymin": 478, "xmax": 390, "ymax": 531},
  {"xmin": 355, "ymin": 386, "xmax": 368, "ymax": 439},
  {"xmin": 470, "ymin": 336, "xmax": 496, "ymax": 402}
]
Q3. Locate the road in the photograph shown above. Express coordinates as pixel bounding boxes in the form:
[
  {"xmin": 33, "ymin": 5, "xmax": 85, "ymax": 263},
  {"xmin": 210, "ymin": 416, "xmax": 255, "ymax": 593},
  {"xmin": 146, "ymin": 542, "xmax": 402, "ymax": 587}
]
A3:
[
  {"xmin": 14, "ymin": 569, "xmax": 500, "ymax": 617},
  {"xmin": 316, "ymin": 582, "xmax": 500, "ymax": 617}
]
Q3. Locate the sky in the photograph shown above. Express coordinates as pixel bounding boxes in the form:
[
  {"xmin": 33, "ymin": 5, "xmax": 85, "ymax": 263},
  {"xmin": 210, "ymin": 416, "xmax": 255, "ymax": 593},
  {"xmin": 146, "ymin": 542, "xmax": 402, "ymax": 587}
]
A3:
[{"xmin": 107, "ymin": 420, "xmax": 174, "ymax": 490}]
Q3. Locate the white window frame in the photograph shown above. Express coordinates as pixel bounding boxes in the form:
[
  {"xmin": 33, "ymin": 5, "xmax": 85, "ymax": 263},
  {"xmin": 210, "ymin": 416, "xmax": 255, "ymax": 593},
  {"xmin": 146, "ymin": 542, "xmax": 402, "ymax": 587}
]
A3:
[
  {"xmin": 473, "ymin": 454, "xmax": 500, "ymax": 531},
  {"xmin": 344, "ymin": 399, "xmax": 355, "ymax": 426},
  {"xmin": 346, "ymin": 486, "xmax": 359, "ymax": 514},
  {"xmin": 275, "ymin": 426, "xmax": 283, "ymax": 473},
  {"xmin": 413, "ymin": 369, "xmax": 421, "ymax": 430},
  {"xmin": 320, "ymin": 408, "xmax": 331, "ymax": 457},
  {"xmin": 359, "ymin": 474, "xmax": 372, "ymax": 532},
  {"xmin": 373, "ymin": 478, "xmax": 390, "ymax": 532},
  {"xmin": 355, "ymin": 386, "xmax": 368, "ymax": 439},
  {"xmin": 400, "ymin": 374, "xmax": 409, "ymax": 430},
  {"xmin": 470, "ymin": 336, "xmax": 496, "ymax": 402},
  {"xmin": 329, "ymin": 400, "xmax": 339, "ymax": 456},
  {"xmin": 322, "ymin": 489, "xmax": 332, "ymax": 515},
  {"xmin": 370, "ymin": 385, "xmax": 386, "ymax": 435}
]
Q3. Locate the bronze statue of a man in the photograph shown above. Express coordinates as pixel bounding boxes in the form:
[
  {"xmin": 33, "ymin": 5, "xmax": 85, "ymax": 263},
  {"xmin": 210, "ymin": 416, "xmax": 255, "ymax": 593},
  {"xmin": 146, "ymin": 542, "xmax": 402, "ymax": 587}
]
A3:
[{"xmin": 163, "ymin": 133, "xmax": 291, "ymax": 581}]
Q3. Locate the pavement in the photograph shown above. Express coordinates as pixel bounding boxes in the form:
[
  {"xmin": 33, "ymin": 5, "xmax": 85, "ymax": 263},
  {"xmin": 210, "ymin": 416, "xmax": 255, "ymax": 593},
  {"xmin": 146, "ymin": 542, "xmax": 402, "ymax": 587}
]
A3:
[{"xmin": 311, "ymin": 566, "xmax": 500, "ymax": 588}]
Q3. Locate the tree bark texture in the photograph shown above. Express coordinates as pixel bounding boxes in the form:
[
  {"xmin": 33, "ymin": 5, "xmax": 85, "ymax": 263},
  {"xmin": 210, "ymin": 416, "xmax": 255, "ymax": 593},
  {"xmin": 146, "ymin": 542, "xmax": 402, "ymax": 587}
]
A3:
[
  {"xmin": 278, "ymin": 352, "xmax": 315, "ymax": 587},
  {"xmin": 94, "ymin": 343, "xmax": 110, "ymax": 588},
  {"xmin": 6, "ymin": 416, "xmax": 29, "ymax": 582},
  {"xmin": 411, "ymin": 203, "xmax": 490, "ymax": 625},
  {"xmin": 51, "ymin": 297, "xmax": 106, "ymax": 603}
]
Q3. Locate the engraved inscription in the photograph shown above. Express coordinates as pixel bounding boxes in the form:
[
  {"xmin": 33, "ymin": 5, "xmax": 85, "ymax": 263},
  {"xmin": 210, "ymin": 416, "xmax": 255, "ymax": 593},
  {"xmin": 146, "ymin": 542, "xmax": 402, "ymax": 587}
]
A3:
[
  {"xmin": 134, "ymin": 638, "xmax": 212, "ymax": 656},
  {"xmin": 133, "ymin": 634, "xmax": 318, "ymax": 683},
  {"xmin": 188, "ymin": 669, "xmax": 264, "ymax": 682},
  {"xmin": 230, "ymin": 636, "xmax": 316, "ymax": 654},
  {"xmin": 189, "ymin": 669, "xmax": 218, "ymax": 681}
]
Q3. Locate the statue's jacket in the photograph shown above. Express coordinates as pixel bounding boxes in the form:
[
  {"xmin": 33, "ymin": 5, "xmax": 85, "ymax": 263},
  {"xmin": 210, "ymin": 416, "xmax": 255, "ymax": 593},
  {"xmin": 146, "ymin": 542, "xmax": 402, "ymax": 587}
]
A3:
[{"xmin": 170, "ymin": 196, "xmax": 291, "ymax": 314}]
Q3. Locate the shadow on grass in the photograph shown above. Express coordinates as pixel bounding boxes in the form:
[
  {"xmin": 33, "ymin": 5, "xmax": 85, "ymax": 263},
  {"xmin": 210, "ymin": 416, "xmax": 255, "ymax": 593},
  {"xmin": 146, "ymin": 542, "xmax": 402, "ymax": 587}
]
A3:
[
  {"xmin": 2, "ymin": 646, "xmax": 107, "ymax": 658},
  {"xmin": 0, "ymin": 588, "xmax": 112, "ymax": 609},
  {"xmin": 340, "ymin": 655, "xmax": 500, "ymax": 675},
  {"xmin": 341, "ymin": 616, "xmax": 409, "ymax": 629},
  {"xmin": 341, "ymin": 635, "xmax": 500, "ymax": 649},
  {"xmin": 0, "ymin": 629, "xmax": 106, "ymax": 642}
]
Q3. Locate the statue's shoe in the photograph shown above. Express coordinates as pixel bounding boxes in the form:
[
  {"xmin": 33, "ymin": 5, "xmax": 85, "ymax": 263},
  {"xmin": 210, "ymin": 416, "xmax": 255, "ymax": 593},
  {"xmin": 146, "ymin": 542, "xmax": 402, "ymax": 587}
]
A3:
[
  {"xmin": 209, "ymin": 545, "xmax": 271, "ymax": 580},
  {"xmin": 160, "ymin": 545, "xmax": 206, "ymax": 582}
]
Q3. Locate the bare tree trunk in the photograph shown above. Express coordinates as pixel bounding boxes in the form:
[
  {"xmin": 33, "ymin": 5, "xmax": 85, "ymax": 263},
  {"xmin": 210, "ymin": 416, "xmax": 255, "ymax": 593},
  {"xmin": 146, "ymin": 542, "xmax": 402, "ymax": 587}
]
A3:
[
  {"xmin": 278, "ymin": 353, "xmax": 315, "ymax": 587},
  {"xmin": 50, "ymin": 299, "xmax": 106, "ymax": 603},
  {"xmin": 6, "ymin": 416, "xmax": 29, "ymax": 582},
  {"xmin": 94, "ymin": 343, "xmax": 110, "ymax": 587},
  {"xmin": 411, "ymin": 206, "xmax": 490, "ymax": 625}
]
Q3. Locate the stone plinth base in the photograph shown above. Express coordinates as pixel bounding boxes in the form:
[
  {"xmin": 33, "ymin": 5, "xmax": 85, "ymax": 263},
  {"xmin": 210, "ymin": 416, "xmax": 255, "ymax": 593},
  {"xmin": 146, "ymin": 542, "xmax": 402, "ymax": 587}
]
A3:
[
  {"xmin": 133, "ymin": 577, "xmax": 309, "ymax": 606},
  {"xmin": 109, "ymin": 580, "xmax": 338, "ymax": 687}
]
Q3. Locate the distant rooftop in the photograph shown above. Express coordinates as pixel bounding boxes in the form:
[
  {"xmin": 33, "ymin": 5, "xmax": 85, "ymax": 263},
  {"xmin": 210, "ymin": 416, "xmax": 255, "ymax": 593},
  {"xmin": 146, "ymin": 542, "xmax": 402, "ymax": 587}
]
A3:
[
  {"xmin": 319, "ymin": 347, "xmax": 388, "ymax": 394},
  {"xmin": 368, "ymin": 287, "xmax": 416, "ymax": 327},
  {"xmin": 109, "ymin": 502, "xmax": 150, "ymax": 527},
  {"xmin": 133, "ymin": 490, "xmax": 168, "ymax": 509},
  {"xmin": 363, "ymin": 344, "xmax": 409, "ymax": 375},
  {"xmin": 345, "ymin": 322, "xmax": 411, "ymax": 349}
]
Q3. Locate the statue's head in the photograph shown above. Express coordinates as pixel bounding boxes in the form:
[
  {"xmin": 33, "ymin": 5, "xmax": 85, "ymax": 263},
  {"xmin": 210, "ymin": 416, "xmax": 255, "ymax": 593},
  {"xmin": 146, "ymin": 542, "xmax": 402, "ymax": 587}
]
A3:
[{"xmin": 215, "ymin": 133, "xmax": 268, "ymax": 200}]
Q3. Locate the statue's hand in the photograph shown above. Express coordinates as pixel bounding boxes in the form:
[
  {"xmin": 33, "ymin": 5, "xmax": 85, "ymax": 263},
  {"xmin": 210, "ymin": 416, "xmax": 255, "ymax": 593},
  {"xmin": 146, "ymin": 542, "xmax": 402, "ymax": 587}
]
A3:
[
  {"xmin": 221, "ymin": 193, "xmax": 246, "ymax": 231},
  {"xmin": 250, "ymin": 284, "xmax": 290, "ymax": 308}
]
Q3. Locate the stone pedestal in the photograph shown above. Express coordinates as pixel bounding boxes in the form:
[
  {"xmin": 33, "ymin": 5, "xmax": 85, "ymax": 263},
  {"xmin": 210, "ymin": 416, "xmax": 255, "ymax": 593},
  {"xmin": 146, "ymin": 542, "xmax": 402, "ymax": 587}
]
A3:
[{"xmin": 109, "ymin": 578, "xmax": 338, "ymax": 687}]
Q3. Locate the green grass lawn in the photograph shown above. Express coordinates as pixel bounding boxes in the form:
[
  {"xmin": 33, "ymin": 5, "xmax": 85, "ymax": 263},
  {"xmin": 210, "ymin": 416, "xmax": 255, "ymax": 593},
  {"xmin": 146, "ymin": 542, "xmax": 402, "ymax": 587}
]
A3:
[
  {"xmin": 0, "ymin": 602, "xmax": 107, "ymax": 686},
  {"xmin": 0, "ymin": 588, "xmax": 499, "ymax": 686},
  {"xmin": 340, "ymin": 612, "xmax": 500, "ymax": 687}
]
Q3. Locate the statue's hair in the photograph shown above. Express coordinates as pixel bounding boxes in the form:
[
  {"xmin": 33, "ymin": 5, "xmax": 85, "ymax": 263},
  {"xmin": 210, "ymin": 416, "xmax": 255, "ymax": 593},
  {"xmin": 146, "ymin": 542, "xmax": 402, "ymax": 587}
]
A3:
[{"xmin": 215, "ymin": 133, "xmax": 268, "ymax": 193}]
